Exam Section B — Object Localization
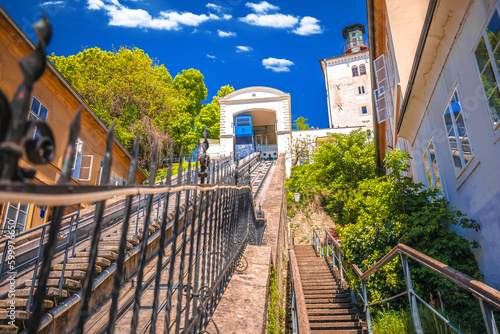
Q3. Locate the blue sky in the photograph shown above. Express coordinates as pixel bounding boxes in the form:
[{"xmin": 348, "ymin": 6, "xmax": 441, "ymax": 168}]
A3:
[{"xmin": 3, "ymin": 0, "xmax": 367, "ymax": 129}]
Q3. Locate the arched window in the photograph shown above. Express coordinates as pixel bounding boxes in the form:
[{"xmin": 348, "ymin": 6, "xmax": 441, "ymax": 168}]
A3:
[
  {"xmin": 352, "ymin": 65, "xmax": 359, "ymax": 77},
  {"xmin": 359, "ymin": 64, "xmax": 366, "ymax": 75}
]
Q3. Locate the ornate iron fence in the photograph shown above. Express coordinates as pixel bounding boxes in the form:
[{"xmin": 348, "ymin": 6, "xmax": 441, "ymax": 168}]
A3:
[{"xmin": 0, "ymin": 15, "xmax": 260, "ymax": 334}]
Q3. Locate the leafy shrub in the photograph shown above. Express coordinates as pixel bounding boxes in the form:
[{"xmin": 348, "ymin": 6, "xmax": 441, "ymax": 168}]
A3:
[
  {"xmin": 340, "ymin": 150, "xmax": 483, "ymax": 332},
  {"xmin": 285, "ymin": 164, "xmax": 321, "ymax": 218},
  {"xmin": 312, "ymin": 129, "xmax": 376, "ymax": 225},
  {"xmin": 372, "ymin": 304, "xmax": 473, "ymax": 334},
  {"xmin": 372, "ymin": 307, "xmax": 410, "ymax": 334},
  {"xmin": 267, "ymin": 265, "xmax": 283, "ymax": 334}
]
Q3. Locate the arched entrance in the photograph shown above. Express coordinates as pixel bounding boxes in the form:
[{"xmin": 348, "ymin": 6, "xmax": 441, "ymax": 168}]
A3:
[{"xmin": 219, "ymin": 86, "xmax": 291, "ymax": 160}]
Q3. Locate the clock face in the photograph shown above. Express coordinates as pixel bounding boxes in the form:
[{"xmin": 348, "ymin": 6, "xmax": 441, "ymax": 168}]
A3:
[{"xmin": 352, "ymin": 32, "xmax": 356, "ymax": 37}]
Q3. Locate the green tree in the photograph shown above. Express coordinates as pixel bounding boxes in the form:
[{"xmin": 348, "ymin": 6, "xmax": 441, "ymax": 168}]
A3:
[
  {"xmin": 312, "ymin": 129, "xmax": 376, "ymax": 224},
  {"xmin": 286, "ymin": 135, "xmax": 315, "ymax": 166},
  {"xmin": 194, "ymin": 85, "xmax": 235, "ymax": 140},
  {"xmin": 48, "ymin": 47, "xmax": 180, "ymax": 167},
  {"xmin": 293, "ymin": 116, "xmax": 310, "ymax": 130}
]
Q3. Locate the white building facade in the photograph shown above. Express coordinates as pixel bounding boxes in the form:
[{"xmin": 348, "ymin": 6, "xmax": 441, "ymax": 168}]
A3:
[
  {"xmin": 320, "ymin": 24, "xmax": 373, "ymax": 132},
  {"xmin": 370, "ymin": 0, "xmax": 500, "ymax": 287},
  {"xmin": 218, "ymin": 86, "xmax": 292, "ymax": 164}
]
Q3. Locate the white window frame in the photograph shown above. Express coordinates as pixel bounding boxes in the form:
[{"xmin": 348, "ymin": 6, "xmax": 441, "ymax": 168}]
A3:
[
  {"xmin": 71, "ymin": 138, "xmax": 94, "ymax": 181},
  {"xmin": 386, "ymin": 120, "xmax": 393, "ymax": 148},
  {"xmin": 386, "ymin": 38, "xmax": 396, "ymax": 90},
  {"xmin": 97, "ymin": 158, "xmax": 104, "ymax": 185},
  {"xmin": 359, "ymin": 64, "xmax": 366, "ymax": 75},
  {"xmin": 2, "ymin": 202, "xmax": 30, "ymax": 235},
  {"xmin": 110, "ymin": 171, "xmax": 125, "ymax": 186},
  {"xmin": 79, "ymin": 155, "xmax": 94, "ymax": 181},
  {"xmin": 422, "ymin": 139, "xmax": 444, "ymax": 197},
  {"xmin": 396, "ymin": 138, "xmax": 413, "ymax": 177},
  {"xmin": 352, "ymin": 65, "xmax": 359, "ymax": 77},
  {"xmin": 473, "ymin": 4, "xmax": 500, "ymax": 130},
  {"xmin": 374, "ymin": 87, "xmax": 390, "ymax": 123},
  {"xmin": 373, "ymin": 54, "xmax": 391, "ymax": 123},
  {"xmin": 442, "ymin": 87, "xmax": 474, "ymax": 177},
  {"xmin": 29, "ymin": 95, "xmax": 49, "ymax": 139}
]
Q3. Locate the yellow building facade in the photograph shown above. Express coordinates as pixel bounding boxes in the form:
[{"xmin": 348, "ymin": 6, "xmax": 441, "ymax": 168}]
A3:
[{"xmin": 0, "ymin": 7, "xmax": 148, "ymax": 232}]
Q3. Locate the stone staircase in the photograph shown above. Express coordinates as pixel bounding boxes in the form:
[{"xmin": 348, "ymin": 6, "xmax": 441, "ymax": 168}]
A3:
[{"xmin": 294, "ymin": 245, "xmax": 366, "ymax": 334}]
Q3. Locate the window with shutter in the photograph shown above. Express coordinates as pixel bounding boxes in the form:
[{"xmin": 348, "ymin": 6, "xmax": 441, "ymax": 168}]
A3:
[
  {"xmin": 374, "ymin": 87, "xmax": 389, "ymax": 123},
  {"xmin": 373, "ymin": 54, "xmax": 391, "ymax": 123}
]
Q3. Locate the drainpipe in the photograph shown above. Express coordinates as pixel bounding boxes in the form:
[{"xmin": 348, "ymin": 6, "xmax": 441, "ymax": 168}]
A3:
[{"xmin": 323, "ymin": 59, "xmax": 334, "ymax": 128}]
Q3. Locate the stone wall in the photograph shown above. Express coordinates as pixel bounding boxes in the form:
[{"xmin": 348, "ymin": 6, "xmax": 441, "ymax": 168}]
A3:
[{"xmin": 261, "ymin": 153, "xmax": 289, "ymax": 330}]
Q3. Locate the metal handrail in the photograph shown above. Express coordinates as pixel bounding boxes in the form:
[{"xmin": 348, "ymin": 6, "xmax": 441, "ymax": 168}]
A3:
[
  {"xmin": 313, "ymin": 228, "xmax": 500, "ymax": 334},
  {"xmin": 342, "ymin": 40, "xmax": 369, "ymax": 54},
  {"xmin": 289, "ymin": 249, "xmax": 310, "ymax": 334}
]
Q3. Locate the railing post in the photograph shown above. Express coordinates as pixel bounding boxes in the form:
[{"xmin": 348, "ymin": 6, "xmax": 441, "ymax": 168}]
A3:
[
  {"xmin": 135, "ymin": 194, "xmax": 140, "ymax": 237},
  {"xmin": 401, "ymin": 254, "xmax": 423, "ymax": 334},
  {"xmin": 479, "ymin": 299, "xmax": 499, "ymax": 334},
  {"xmin": 338, "ymin": 249, "xmax": 344, "ymax": 281},
  {"xmin": 71, "ymin": 204, "xmax": 81, "ymax": 256},
  {"xmin": 26, "ymin": 225, "xmax": 47, "ymax": 313},
  {"xmin": 362, "ymin": 281, "xmax": 373, "ymax": 334}
]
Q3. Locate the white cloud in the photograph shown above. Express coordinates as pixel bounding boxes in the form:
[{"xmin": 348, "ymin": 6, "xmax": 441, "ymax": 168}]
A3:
[
  {"xmin": 239, "ymin": 13, "xmax": 298, "ymax": 28},
  {"xmin": 160, "ymin": 11, "xmax": 212, "ymax": 26},
  {"xmin": 293, "ymin": 16, "xmax": 322, "ymax": 35},
  {"xmin": 262, "ymin": 57, "xmax": 294, "ymax": 72},
  {"xmin": 207, "ymin": 54, "xmax": 216, "ymax": 59},
  {"xmin": 87, "ymin": 0, "xmax": 105, "ymax": 9},
  {"xmin": 41, "ymin": 1, "xmax": 64, "ymax": 6},
  {"xmin": 206, "ymin": 3, "xmax": 222, "ymax": 12},
  {"xmin": 236, "ymin": 45, "xmax": 253, "ymax": 52},
  {"xmin": 218, "ymin": 30, "xmax": 236, "ymax": 37},
  {"xmin": 87, "ymin": 0, "xmax": 227, "ymax": 30},
  {"xmin": 245, "ymin": 1, "xmax": 279, "ymax": 13},
  {"xmin": 222, "ymin": 14, "xmax": 232, "ymax": 20}
]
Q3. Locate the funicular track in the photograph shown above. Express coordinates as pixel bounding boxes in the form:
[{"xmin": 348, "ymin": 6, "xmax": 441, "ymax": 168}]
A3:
[{"xmin": 249, "ymin": 159, "xmax": 274, "ymax": 198}]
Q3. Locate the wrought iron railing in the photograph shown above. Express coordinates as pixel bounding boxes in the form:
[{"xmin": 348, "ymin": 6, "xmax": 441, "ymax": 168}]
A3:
[
  {"xmin": 0, "ymin": 14, "xmax": 263, "ymax": 334},
  {"xmin": 342, "ymin": 40, "xmax": 369, "ymax": 54},
  {"xmin": 312, "ymin": 228, "xmax": 500, "ymax": 334}
]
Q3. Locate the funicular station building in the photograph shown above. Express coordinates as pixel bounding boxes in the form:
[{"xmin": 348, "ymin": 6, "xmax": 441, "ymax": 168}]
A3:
[{"xmin": 218, "ymin": 86, "xmax": 292, "ymax": 162}]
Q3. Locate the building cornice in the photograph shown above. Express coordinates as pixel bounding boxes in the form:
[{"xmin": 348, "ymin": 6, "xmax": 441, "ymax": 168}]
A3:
[
  {"xmin": 321, "ymin": 50, "xmax": 370, "ymax": 67},
  {"xmin": 221, "ymin": 96, "xmax": 288, "ymax": 105}
]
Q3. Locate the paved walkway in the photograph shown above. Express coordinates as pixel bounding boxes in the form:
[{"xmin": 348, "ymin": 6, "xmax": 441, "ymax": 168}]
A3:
[{"xmin": 206, "ymin": 245, "xmax": 271, "ymax": 334}]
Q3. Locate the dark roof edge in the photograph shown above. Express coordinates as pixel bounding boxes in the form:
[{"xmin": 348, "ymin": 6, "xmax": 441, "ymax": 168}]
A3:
[{"xmin": 342, "ymin": 23, "xmax": 366, "ymax": 39}]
